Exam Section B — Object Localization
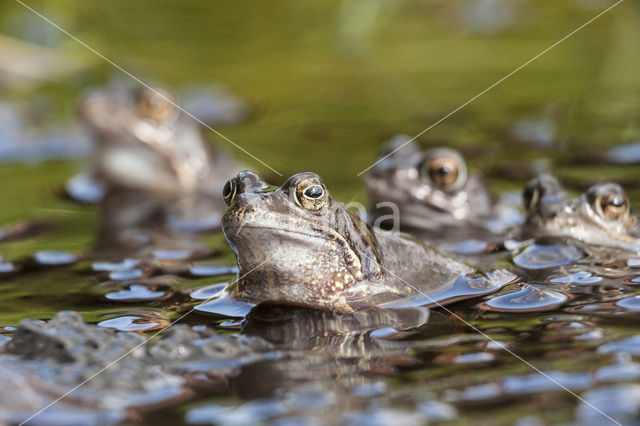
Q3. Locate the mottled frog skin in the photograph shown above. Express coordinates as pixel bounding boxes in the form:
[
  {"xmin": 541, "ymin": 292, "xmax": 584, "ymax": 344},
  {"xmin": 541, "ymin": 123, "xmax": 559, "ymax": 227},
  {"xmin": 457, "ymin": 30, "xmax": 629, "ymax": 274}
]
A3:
[
  {"xmin": 364, "ymin": 136, "xmax": 516, "ymax": 241},
  {"xmin": 520, "ymin": 175, "xmax": 640, "ymax": 248},
  {"xmin": 221, "ymin": 171, "xmax": 515, "ymax": 312}
]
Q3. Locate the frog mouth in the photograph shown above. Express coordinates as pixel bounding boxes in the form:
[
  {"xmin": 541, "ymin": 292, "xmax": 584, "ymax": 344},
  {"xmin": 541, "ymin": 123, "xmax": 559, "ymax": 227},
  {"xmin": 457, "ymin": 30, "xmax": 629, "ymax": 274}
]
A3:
[{"xmin": 223, "ymin": 224, "xmax": 332, "ymax": 241}]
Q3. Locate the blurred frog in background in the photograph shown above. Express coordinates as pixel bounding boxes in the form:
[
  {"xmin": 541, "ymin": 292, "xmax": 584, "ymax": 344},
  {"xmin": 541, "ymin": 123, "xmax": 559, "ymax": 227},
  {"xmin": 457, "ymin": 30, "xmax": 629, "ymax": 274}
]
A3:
[
  {"xmin": 364, "ymin": 135, "xmax": 522, "ymax": 252},
  {"xmin": 67, "ymin": 83, "xmax": 246, "ymax": 254},
  {"xmin": 518, "ymin": 174, "xmax": 640, "ymax": 249}
]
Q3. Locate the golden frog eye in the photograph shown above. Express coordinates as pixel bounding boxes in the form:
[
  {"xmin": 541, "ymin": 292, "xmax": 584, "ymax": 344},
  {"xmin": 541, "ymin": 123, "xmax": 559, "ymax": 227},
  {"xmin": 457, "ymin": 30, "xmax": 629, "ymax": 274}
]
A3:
[
  {"xmin": 295, "ymin": 179, "xmax": 327, "ymax": 211},
  {"xmin": 420, "ymin": 150, "xmax": 467, "ymax": 191},
  {"xmin": 137, "ymin": 88, "xmax": 175, "ymax": 122},
  {"xmin": 222, "ymin": 179, "xmax": 236, "ymax": 206},
  {"xmin": 597, "ymin": 193, "xmax": 629, "ymax": 221}
]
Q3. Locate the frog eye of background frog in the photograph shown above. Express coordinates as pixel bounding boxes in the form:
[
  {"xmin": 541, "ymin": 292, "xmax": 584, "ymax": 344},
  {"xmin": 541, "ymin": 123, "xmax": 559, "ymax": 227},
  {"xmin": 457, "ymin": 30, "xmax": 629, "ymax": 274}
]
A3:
[
  {"xmin": 420, "ymin": 151, "xmax": 467, "ymax": 191},
  {"xmin": 295, "ymin": 179, "xmax": 327, "ymax": 211},
  {"xmin": 595, "ymin": 193, "xmax": 629, "ymax": 221},
  {"xmin": 137, "ymin": 88, "xmax": 176, "ymax": 122},
  {"xmin": 523, "ymin": 180, "xmax": 541, "ymax": 212},
  {"xmin": 222, "ymin": 179, "xmax": 237, "ymax": 206}
]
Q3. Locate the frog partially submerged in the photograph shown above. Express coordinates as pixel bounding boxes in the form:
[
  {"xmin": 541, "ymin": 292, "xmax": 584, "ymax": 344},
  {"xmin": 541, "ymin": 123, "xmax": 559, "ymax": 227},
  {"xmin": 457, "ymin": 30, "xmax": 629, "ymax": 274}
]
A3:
[
  {"xmin": 519, "ymin": 174, "xmax": 640, "ymax": 248},
  {"xmin": 70, "ymin": 84, "xmax": 244, "ymax": 238},
  {"xmin": 364, "ymin": 136, "xmax": 520, "ymax": 243},
  {"xmin": 220, "ymin": 171, "xmax": 515, "ymax": 312}
]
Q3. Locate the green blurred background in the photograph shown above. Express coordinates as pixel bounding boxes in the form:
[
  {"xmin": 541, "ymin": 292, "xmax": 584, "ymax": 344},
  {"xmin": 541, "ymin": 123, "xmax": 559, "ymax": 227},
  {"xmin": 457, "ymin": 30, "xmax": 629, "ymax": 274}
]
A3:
[{"xmin": 0, "ymin": 0, "xmax": 638, "ymax": 322}]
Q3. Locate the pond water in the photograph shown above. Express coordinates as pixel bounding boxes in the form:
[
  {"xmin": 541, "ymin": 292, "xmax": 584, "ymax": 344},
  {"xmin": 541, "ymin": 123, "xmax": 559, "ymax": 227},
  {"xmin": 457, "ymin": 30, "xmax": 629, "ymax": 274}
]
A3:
[{"xmin": 0, "ymin": 0, "xmax": 640, "ymax": 424}]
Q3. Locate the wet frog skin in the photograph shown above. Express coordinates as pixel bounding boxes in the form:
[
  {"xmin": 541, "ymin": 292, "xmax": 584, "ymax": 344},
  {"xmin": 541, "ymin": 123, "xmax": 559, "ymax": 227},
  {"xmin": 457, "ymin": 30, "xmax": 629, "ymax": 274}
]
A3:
[
  {"xmin": 221, "ymin": 171, "xmax": 515, "ymax": 312},
  {"xmin": 519, "ymin": 174, "xmax": 640, "ymax": 248},
  {"xmin": 364, "ymin": 136, "xmax": 513, "ymax": 240}
]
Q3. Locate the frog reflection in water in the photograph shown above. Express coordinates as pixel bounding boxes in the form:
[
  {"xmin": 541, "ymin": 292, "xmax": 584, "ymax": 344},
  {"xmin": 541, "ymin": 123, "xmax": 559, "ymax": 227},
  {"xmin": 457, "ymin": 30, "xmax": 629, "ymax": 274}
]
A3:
[
  {"xmin": 221, "ymin": 171, "xmax": 515, "ymax": 312},
  {"xmin": 364, "ymin": 136, "xmax": 519, "ymax": 245},
  {"xmin": 75, "ymin": 84, "xmax": 243, "ymax": 247},
  {"xmin": 519, "ymin": 174, "xmax": 640, "ymax": 248}
]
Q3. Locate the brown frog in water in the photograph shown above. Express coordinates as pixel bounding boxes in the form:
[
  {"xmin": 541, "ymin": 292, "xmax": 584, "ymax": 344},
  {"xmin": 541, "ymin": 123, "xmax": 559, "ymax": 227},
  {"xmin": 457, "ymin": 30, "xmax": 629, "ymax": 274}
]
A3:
[
  {"xmin": 519, "ymin": 174, "xmax": 640, "ymax": 248},
  {"xmin": 220, "ymin": 171, "xmax": 515, "ymax": 312},
  {"xmin": 71, "ymin": 84, "xmax": 244, "ymax": 245},
  {"xmin": 364, "ymin": 136, "xmax": 520, "ymax": 244}
]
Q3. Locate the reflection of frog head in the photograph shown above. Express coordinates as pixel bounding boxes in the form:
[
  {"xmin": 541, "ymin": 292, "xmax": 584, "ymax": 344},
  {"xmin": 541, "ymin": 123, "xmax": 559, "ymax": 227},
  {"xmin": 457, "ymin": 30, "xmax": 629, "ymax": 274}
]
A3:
[{"xmin": 522, "ymin": 175, "xmax": 640, "ymax": 248}]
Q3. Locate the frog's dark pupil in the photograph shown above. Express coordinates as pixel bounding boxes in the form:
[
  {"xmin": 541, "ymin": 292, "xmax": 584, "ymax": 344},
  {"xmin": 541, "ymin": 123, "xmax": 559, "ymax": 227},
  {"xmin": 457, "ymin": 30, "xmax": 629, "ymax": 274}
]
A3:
[
  {"xmin": 437, "ymin": 165, "xmax": 451, "ymax": 176},
  {"xmin": 223, "ymin": 181, "xmax": 233, "ymax": 199},
  {"xmin": 609, "ymin": 196, "xmax": 624, "ymax": 208},
  {"xmin": 304, "ymin": 185, "xmax": 323, "ymax": 199}
]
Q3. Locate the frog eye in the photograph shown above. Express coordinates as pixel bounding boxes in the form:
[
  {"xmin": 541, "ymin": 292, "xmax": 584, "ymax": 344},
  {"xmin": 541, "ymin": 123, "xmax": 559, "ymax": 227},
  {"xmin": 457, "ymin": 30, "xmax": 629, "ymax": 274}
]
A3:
[
  {"xmin": 222, "ymin": 179, "xmax": 236, "ymax": 206},
  {"xmin": 523, "ymin": 185, "xmax": 540, "ymax": 212},
  {"xmin": 420, "ymin": 150, "xmax": 467, "ymax": 192},
  {"xmin": 295, "ymin": 180, "xmax": 327, "ymax": 211},
  {"xmin": 596, "ymin": 193, "xmax": 629, "ymax": 221},
  {"xmin": 137, "ymin": 88, "xmax": 175, "ymax": 122}
]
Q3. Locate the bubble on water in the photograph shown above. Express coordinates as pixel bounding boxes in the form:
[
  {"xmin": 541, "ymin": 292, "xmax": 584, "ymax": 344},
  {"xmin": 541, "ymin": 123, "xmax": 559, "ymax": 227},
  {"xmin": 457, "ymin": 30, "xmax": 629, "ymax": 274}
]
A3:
[
  {"xmin": 441, "ymin": 239, "xmax": 488, "ymax": 255},
  {"xmin": 218, "ymin": 319, "xmax": 244, "ymax": 330},
  {"xmin": 190, "ymin": 283, "xmax": 227, "ymax": 300},
  {"xmin": 452, "ymin": 352, "xmax": 495, "ymax": 365},
  {"xmin": 97, "ymin": 315, "xmax": 167, "ymax": 332},
  {"xmin": 595, "ymin": 362, "xmax": 640, "ymax": 383},
  {"xmin": 109, "ymin": 269, "xmax": 144, "ymax": 281},
  {"xmin": 33, "ymin": 250, "xmax": 77, "ymax": 266},
  {"xmin": 383, "ymin": 270, "xmax": 517, "ymax": 310},
  {"xmin": 459, "ymin": 383, "xmax": 502, "ymax": 402},
  {"xmin": 189, "ymin": 264, "xmax": 238, "ymax": 277},
  {"xmin": 574, "ymin": 329, "xmax": 604, "ymax": 341},
  {"xmin": 627, "ymin": 258, "xmax": 640, "ymax": 267},
  {"xmin": 598, "ymin": 336, "xmax": 640, "ymax": 356},
  {"xmin": 152, "ymin": 249, "xmax": 195, "ymax": 261},
  {"xmin": 344, "ymin": 408, "xmax": 423, "ymax": 426},
  {"xmin": 547, "ymin": 270, "xmax": 602, "ymax": 285},
  {"xmin": 64, "ymin": 173, "xmax": 105, "ymax": 204},
  {"xmin": 105, "ymin": 284, "xmax": 168, "ymax": 301},
  {"xmin": 92, "ymin": 258, "xmax": 139, "ymax": 272},
  {"xmin": 514, "ymin": 416, "xmax": 545, "ymax": 426},
  {"xmin": 486, "ymin": 340, "xmax": 509, "ymax": 350},
  {"xmin": 186, "ymin": 399, "xmax": 286, "ymax": 425},
  {"xmin": 416, "ymin": 400, "xmax": 458, "ymax": 421},
  {"xmin": 195, "ymin": 294, "xmax": 254, "ymax": 318},
  {"xmin": 350, "ymin": 382, "xmax": 387, "ymax": 397},
  {"xmin": 502, "ymin": 371, "xmax": 593, "ymax": 395},
  {"xmin": 369, "ymin": 327, "xmax": 398, "ymax": 339},
  {"xmin": 286, "ymin": 385, "xmax": 337, "ymax": 409},
  {"xmin": 615, "ymin": 296, "xmax": 640, "ymax": 311},
  {"xmin": 0, "ymin": 260, "xmax": 15, "ymax": 273},
  {"xmin": 513, "ymin": 244, "xmax": 583, "ymax": 270},
  {"xmin": 576, "ymin": 384, "xmax": 640, "ymax": 424},
  {"xmin": 481, "ymin": 285, "xmax": 568, "ymax": 312},
  {"xmin": 606, "ymin": 141, "xmax": 640, "ymax": 164}
]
